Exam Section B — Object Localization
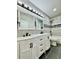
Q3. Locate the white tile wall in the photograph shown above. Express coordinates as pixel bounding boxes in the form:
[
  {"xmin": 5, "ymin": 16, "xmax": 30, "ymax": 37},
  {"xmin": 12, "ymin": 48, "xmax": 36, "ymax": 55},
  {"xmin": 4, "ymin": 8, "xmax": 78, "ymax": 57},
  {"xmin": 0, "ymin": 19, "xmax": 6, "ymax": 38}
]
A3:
[
  {"xmin": 52, "ymin": 27, "xmax": 61, "ymax": 36},
  {"xmin": 52, "ymin": 16, "xmax": 61, "ymax": 25},
  {"xmin": 51, "ymin": 16, "xmax": 61, "ymax": 36}
]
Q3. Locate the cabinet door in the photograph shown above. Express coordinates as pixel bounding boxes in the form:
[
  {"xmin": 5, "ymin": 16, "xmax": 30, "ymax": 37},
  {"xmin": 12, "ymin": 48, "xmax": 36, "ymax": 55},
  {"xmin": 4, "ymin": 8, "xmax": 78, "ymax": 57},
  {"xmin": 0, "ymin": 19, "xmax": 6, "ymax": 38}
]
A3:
[
  {"xmin": 31, "ymin": 38, "xmax": 39, "ymax": 59},
  {"xmin": 20, "ymin": 40, "xmax": 31, "ymax": 59},
  {"xmin": 17, "ymin": 42, "xmax": 20, "ymax": 59}
]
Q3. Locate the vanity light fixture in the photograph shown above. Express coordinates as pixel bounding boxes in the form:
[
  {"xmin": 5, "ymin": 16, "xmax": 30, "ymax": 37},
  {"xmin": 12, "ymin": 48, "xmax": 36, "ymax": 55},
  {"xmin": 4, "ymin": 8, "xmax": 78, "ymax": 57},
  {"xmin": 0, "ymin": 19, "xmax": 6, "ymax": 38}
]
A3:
[{"xmin": 17, "ymin": 1, "xmax": 44, "ymax": 18}]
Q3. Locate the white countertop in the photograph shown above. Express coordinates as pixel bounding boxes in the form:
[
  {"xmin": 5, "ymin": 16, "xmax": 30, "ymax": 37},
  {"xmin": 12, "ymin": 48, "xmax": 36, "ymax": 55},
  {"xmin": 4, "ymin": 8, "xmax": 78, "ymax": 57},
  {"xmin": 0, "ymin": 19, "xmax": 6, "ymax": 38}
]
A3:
[{"xmin": 17, "ymin": 33, "xmax": 49, "ymax": 41}]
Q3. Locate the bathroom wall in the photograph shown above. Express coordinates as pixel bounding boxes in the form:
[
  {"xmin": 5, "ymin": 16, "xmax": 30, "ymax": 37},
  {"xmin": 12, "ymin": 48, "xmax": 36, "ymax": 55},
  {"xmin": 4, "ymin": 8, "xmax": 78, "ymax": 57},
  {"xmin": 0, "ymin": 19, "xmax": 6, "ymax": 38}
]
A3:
[
  {"xmin": 52, "ymin": 16, "xmax": 61, "ymax": 26},
  {"xmin": 51, "ymin": 16, "xmax": 61, "ymax": 36},
  {"xmin": 52, "ymin": 27, "xmax": 61, "ymax": 36}
]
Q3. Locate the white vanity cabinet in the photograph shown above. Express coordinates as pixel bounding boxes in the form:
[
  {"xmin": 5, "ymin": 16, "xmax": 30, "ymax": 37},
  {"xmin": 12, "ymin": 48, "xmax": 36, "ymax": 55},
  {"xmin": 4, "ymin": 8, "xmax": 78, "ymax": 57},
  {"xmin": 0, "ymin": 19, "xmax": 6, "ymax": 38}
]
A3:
[
  {"xmin": 17, "ymin": 33, "xmax": 50, "ymax": 59},
  {"xmin": 17, "ymin": 38, "xmax": 39, "ymax": 59},
  {"xmin": 19, "ymin": 39, "xmax": 32, "ymax": 59}
]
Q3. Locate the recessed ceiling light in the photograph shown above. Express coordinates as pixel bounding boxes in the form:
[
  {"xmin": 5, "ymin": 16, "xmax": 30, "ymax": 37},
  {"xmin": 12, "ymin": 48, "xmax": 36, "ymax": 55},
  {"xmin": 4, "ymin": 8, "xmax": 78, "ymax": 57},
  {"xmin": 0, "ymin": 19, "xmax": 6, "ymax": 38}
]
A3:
[{"xmin": 53, "ymin": 8, "xmax": 57, "ymax": 12}]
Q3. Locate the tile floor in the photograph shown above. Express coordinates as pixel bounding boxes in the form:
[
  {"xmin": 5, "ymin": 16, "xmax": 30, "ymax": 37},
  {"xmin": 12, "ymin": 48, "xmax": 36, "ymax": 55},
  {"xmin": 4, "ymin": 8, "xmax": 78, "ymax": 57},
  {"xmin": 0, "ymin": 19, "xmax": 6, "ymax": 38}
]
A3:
[{"xmin": 39, "ymin": 45, "xmax": 61, "ymax": 59}]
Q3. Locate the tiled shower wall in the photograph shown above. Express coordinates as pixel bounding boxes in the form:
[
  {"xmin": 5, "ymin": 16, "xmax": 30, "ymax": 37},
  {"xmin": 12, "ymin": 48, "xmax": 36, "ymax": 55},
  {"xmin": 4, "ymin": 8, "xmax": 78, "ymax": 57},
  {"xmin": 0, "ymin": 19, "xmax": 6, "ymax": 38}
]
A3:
[
  {"xmin": 52, "ymin": 27, "xmax": 61, "ymax": 36},
  {"xmin": 51, "ymin": 16, "xmax": 61, "ymax": 36}
]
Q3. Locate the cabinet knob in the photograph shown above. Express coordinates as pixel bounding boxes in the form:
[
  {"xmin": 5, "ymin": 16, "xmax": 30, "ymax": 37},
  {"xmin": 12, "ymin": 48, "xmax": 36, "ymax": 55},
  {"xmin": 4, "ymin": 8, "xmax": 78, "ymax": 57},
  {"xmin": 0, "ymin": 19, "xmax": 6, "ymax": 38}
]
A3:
[
  {"xmin": 30, "ymin": 43, "xmax": 33, "ymax": 48},
  {"xmin": 48, "ymin": 36, "xmax": 49, "ymax": 39},
  {"xmin": 41, "ymin": 49, "xmax": 43, "ymax": 52}
]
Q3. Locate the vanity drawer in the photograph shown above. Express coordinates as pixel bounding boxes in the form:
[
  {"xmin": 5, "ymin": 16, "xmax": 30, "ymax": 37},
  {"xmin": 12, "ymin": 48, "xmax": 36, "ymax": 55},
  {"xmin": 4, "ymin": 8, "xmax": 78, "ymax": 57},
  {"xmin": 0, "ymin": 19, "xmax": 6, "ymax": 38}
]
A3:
[
  {"xmin": 40, "ymin": 43, "xmax": 43, "ymax": 47},
  {"xmin": 39, "ymin": 45, "xmax": 46, "ymax": 56},
  {"xmin": 39, "ymin": 37, "xmax": 45, "ymax": 43},
  {"xmin": 39, "ymin": 38, "xmax": 44, "ymax": 41},
  {"xmin": 39, "ymin": 48, "xmax": 44, "ymax": 56},
  {"xmin": 39, "ymin": 40, "xmax": 45, "ymax": 47},
  {"xmin": 39, "ymin": 43, "xmax": 45, "ymax": 49}
]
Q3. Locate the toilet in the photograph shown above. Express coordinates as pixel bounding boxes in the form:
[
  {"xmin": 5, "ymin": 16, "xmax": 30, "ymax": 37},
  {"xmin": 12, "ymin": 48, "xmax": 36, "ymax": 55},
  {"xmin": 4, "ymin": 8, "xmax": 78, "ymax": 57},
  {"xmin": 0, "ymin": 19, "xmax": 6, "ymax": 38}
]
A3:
[{"xmin": 50, "ymin": 36, "xmax": 61, "ymax": 46}]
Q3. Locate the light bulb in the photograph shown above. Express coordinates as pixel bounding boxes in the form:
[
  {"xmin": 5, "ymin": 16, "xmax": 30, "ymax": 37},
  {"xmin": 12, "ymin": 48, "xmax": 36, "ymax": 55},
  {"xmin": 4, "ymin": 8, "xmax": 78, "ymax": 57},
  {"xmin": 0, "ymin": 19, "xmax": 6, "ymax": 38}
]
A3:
[
  {"xmin": 24, "ymin": 4, "xmax": 28, "ymax": 8},
  {"xmin": 29, "ymin": 7, "xmax": 32, "ymax": 10},
  {"xmin": 33, "ymin": 9, "xmax": 36, "ymax": 12},
  {"xmin": 18, "ymin": 1, "xmax": 22, "ymax": 5}
]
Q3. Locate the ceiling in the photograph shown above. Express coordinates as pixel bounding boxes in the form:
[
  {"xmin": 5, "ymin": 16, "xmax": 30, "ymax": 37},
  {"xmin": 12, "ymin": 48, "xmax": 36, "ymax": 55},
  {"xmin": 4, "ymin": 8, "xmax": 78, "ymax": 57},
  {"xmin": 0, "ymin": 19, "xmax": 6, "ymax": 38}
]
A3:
[
  {"xmin": 18, "ymin": 0, "xmax": 61, "ymax": 18},
  {"xmin": 29, "ymin": 0, "xmax": 61, "ymax": 18}
]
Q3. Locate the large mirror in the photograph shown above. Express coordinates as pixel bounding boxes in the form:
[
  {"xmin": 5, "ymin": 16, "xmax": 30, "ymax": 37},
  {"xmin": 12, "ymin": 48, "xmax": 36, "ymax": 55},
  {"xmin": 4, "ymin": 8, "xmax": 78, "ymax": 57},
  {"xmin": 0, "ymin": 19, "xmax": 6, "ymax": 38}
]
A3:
[
  {"xmin": 36, "ymin": 18, "xmax": 43, "ymax": 29},
  {"xmin": 18, "ymin": 11, "xmax": 35, "ymax": 29}
]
